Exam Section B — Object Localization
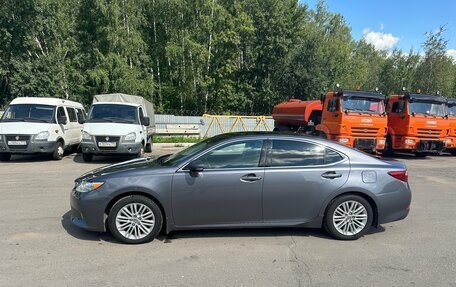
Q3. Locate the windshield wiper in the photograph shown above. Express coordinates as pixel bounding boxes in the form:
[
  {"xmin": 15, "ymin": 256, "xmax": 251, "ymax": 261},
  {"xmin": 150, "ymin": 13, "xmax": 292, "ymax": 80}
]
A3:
[
  {"xmin": 26, "ymin": 118, "xmax": 50, "ymax": 123},
  {"xmin": 86, "ymin": 118, "xmax": 115, "ymax": 123}
]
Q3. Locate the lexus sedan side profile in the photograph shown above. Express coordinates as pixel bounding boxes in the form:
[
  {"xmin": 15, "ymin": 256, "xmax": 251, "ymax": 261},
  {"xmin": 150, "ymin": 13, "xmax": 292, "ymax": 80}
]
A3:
[{"xmin": 70, "ymin": 132, "xmax": 411, "ymax": 244}]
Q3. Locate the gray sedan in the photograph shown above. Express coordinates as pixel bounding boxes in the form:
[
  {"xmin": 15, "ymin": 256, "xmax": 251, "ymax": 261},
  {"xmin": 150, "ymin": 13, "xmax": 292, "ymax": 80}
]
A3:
[{"xmin": 70, "ymin": 132, "xmax": 411, "ymax": 244}]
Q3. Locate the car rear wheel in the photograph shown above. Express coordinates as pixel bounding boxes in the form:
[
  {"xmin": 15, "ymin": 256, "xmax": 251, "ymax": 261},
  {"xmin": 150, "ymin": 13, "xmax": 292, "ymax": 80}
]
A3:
[
  {"xmin": 324, "ymin": 195, "xmax": 373, "ymax": 240},
  {"xmin": 0, "ymin": 153, "xmax": 11, "ymax": 161},
  {"xmin": 108, "ymin": 195, "xmax": 162, "ymax": 244}
]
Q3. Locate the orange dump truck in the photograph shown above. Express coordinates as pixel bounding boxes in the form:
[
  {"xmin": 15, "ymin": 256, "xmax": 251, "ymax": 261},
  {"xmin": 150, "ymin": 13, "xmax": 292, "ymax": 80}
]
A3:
[
  {"xmin": 385, "ymin": 93, "xmax": 448, "ymax": 157},
  {"xmin": 444, "ymin": 98, "xmax": 456, "ymax": 155},
  {"xmin": 272, "ymin": 90, "xmax": 388, "ymax": 152}
]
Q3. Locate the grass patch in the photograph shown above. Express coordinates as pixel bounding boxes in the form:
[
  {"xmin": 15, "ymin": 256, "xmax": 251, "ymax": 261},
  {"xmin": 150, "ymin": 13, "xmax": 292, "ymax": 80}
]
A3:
[{"xmin": 153, "ymin": 136, "xmax": 203, "ymax": 143}]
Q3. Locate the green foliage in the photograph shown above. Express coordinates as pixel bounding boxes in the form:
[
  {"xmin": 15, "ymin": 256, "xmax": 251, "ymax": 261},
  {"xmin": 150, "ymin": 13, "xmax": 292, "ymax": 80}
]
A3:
[{"xmin": 1, "ymin": 0, "xmax": 455, "ymax": 111}]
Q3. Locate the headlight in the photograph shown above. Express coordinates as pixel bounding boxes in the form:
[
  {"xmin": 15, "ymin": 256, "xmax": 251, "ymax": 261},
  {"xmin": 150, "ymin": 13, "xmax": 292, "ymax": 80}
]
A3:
[
  {"xmin": 35, "ymin": 131, "xmax": 49, "ymax": 141},
  {"xmin": 75, "ymin": 181, "xmax": 104, "ymax": 193},
  {"xmin": 338, "ymin": 138, "xmax": 349, "ymax": 143},
  {"xmin": 379, "ymin": 139, "xmax": 386, "ymax": 144},
  {"xmin": 82, "ymin": 131, "xmax": 92, "ymax": 141},
  {"xmin": 405, "ymin": 139, "xmax": 415, "ymax": 144},
  {"xmin": 124, "ymin": 132, "xmax": 136, "ymax": 141}
]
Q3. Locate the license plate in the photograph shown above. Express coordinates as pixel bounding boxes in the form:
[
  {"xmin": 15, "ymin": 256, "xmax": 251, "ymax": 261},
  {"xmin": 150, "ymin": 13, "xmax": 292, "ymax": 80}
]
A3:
[
  {"xmin": 8, "ymin": 141, "xmax": 26, "ymax": 145},
  {"xmin": 98, "ymin": 142, "xmax": 117, "ymax": 147}
]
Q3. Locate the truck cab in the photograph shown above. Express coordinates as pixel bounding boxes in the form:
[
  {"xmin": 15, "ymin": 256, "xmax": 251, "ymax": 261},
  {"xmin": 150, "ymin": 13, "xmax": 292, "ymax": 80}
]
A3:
[
  {"xmin": 444, "ymin": 98, "xmax": 456, "ymax": 155},
  {"xmin": 316, "ymin": 90, "xmax": 388, "ymax": 152},
  {"xmin": 386, "ymin": 93, "xmax": 448, "ymax": 156}
]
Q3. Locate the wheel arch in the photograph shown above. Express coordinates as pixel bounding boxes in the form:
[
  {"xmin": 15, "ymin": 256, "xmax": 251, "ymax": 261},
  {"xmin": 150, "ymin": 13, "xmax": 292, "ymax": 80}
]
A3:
[
  {"xmin": 321, "ymin": 191, "xmax": 379, "ymax": 227},
  {"xmin": 105, "ymin": 191, "xmax": 169, "ymax": 233}
]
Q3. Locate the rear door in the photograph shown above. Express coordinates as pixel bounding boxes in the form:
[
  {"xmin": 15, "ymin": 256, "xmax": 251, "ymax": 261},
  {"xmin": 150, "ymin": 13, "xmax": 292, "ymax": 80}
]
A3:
[
  {"xmin": 171, "ymin": 139, "xmax": 265, "ymax": 227},
  {"xmin": 262, "ymin": 139, "xmax": 350, "ymax": 223}
]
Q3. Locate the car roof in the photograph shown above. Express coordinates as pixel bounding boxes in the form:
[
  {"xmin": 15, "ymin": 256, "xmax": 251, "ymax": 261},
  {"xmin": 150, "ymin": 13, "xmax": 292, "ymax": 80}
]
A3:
[{"xmin": 10, "ymin": 97, "xmax": 83, "ymax": 108}]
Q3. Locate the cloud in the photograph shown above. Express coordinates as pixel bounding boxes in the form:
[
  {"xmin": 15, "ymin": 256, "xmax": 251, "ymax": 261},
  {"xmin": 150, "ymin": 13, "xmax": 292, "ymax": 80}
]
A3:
[
  {"xmin": 447, "ymin": 49, "xmax": 456, "ymax": 62},
  {"xmin": 362, "ymin": 28, "xmax": 399, "ymax": 51}
]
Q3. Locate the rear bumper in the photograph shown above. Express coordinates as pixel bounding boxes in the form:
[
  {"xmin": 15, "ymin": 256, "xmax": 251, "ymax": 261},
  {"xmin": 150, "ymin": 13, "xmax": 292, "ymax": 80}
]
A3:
[
  {"xmin": 0, "ymin": 140, "xmax": 56, "ymax": 154},
  {"xmin": 81, "ymin": 141, "xmax": 142, "ymax": 155}
]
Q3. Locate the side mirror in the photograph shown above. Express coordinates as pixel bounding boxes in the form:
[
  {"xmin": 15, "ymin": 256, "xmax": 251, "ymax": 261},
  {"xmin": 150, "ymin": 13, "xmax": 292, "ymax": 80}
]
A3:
[
  {"xmin": 58, "ymin": 116, "xmax": 67, "ymax": 125},
  {"xmin": 142, "ymin": 116, "xmax": 150, "ymax": 126},
  {"xmin": 78, "ymin": 117, "xmax": 85, "ymax": 124},
  {"xmin": 187, "ymin": 160, "xmax": 204, "ymax": 173}
]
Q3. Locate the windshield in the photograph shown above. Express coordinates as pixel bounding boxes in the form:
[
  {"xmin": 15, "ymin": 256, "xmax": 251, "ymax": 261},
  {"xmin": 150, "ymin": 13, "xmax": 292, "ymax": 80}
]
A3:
[
  {"xmin": 1, "ymin": 104, "xmax": 55, "ymax": 123},
  {"xmin": 87, "ymin": 104, "xmax": 138, "ymax": 124},
  {"xmin": 409, "ymin": 101, "xmax": 446, "ymax": 116},
  {"xmin": 160, "ymin": 140, "xmax": 211, "ymax": 166},
  {"xmin": 342, "ymin": 97, "xmax": 385, "ymax": 114},
  {"xmin": 448, "ymin": 104, "xmax": 456, "ymax": 117}
]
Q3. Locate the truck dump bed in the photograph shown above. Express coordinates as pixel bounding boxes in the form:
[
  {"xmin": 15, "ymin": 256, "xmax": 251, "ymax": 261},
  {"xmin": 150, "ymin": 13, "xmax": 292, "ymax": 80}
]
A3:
[{"xmin": 93, "ymin": 93, "xmax": 155, "ymax": 134}]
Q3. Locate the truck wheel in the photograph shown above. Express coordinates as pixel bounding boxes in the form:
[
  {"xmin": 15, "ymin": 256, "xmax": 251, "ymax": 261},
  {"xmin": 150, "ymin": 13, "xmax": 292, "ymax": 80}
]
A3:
[
  {"xmin": 52, "ymin": 141, "xmax": 64, "ymax": 160},
  {"xmin": 414, "ymin": 152, "xmax": 428, "ymax": 158},
  {"xmin": 0, "ymin": 153, "xmax": 11, "ymax": 162},
  {"xmin": 137, "ymin": 145, "xmax": 145, "ymax": 158},
  {"xmin": 383, "ymin": 136, "xmax": 394, "ymax": 157},
  {"xmin": 450, "ymin": 150, "xmax": 456, "ymax": 156},
  {"xmin": 319, "ymin": 131, "xmax": 327, "ymax": 139},
  {"xmin": 145, "ymin": 136, "xmax": 152, "ymax": 153},
  {"xmin": 82, "ymin": 153, "xmax": 93, "ymax": 162}
]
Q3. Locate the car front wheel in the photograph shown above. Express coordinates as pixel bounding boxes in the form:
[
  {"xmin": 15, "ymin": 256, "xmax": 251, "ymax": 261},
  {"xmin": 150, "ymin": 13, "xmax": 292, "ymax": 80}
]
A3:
[
  {"xmin": 324, "ymin": 195, "xmax": 373, "ymax": 240},
  {"xmin": 108, "ymin": 195, "xmax": 163, "ymax": 244}
]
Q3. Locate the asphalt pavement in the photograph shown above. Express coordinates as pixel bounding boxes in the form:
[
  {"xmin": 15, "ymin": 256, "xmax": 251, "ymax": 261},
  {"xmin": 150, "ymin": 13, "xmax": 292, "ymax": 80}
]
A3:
[{"xmin": 0, "ymin": 148, "xmax": 455, "ymax": 286}]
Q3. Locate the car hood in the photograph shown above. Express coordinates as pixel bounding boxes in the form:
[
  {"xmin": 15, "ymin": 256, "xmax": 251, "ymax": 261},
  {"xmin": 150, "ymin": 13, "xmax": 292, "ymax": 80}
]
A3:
[
  {"xmin": 83, "ymin": 122, "xmax": 138, "ymax": 136},
  {"xmin": 0, "ymin": 122, "xmax": 51, "ymax": 134},
  {"xmin": 77, "ymin": 157, "xmax": 165, "ymax": 181}
]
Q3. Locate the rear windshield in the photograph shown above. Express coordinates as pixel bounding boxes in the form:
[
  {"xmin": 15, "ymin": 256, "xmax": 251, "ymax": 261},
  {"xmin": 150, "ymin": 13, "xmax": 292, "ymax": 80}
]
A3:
[
  {"xmin": 87, "ymin": 104, "xmax": 138, "ymax": 124},
  {"xmin": 1, "ymin": 104, "xmax": 55, "ymax": 123}
]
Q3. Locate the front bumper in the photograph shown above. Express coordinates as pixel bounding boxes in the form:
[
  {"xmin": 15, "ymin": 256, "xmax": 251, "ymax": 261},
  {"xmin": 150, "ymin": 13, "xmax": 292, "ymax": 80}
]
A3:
[
  {"xmin": 81, "ymin": 141, "xmax": 142, "ymax": 155},
  {"xmin": 0, "ymin": 140, "xmax": 56, "ymax": 154},
  {"xmin": 70, "ymin": 188, "xmax": 110, "ymax": 232},
  {"xmin": 399, "ymin": 137, "xmax": 445, "ymax": 152},
  {"xmin": 332, "ymin": 136, "xmax": 386, "ymax": 152},
  {"xmin": 444, "ymin": 137, "xmax": 456, "ymax": 150}
]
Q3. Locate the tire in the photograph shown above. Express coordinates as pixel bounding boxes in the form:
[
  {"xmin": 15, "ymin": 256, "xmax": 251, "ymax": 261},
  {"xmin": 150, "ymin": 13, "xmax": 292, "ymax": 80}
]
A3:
[
  {"xmin": 324, "ymin": 194, "xmax": 373, "ymax": 240},
  {"xmin": 144, "ymin": 136, "xmax": 152, "ymax": 153},
  {"xmin": 82, "ymin": 152, "xmax": 93, "ymax": 162},
  {"xmin": 51, "ymin": 141, "xmax": 64, "ymax": 160},
  {"xmin": 107, "ymin": 195, "xmax": 163, "ymax": 244},
  {"xmin": 450, "ymin": 150, "xmax": 456, "ymax": 156},
  {"xmin": 319, "ymin": 131, "xmax": 327, "ymax": 139},
  {"xmin": 136, "ymin": 144, "xmax": 145, "ymax": 158},
  {"xmin": 414, "ymin": 152, "xmax": 428, "ymax": 158},
  {"xmin": 0, "ymin": 153, "xmax": 11, "ymax": 162},
  {"xmin": 383, "ymin": 136, "xmax": 394, "ymax": 157}
]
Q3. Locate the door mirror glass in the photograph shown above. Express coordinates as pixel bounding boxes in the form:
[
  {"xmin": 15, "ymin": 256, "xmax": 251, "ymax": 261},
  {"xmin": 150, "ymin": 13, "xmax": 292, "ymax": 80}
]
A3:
[
  {"xmin": 187, "ymin": 160, "xmax": 204, "ymax": 172},
  {"xmin": 142, "ymin": 116, "xmax": 150, "ymax": 126}
]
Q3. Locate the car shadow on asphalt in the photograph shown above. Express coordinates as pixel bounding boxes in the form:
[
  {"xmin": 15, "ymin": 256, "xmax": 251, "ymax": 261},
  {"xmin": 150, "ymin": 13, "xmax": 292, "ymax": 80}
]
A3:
[
  {"xmin": 2, "ymin": 151, "xmax": 78, "ymax": 163},
  {"xmin": 61, "ymin": 210, "xmax": 385, "ymax": 244}
]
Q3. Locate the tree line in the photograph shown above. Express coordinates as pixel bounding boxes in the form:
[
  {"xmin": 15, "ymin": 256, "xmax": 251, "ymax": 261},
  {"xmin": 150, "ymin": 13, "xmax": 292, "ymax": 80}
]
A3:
[{"xmin": 1, "ymin": 0, "xmax": 455, "ymax": 115}]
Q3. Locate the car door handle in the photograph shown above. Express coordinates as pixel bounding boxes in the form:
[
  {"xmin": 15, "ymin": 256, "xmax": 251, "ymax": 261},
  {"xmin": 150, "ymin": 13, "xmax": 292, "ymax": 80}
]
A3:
[
  {"xmin": 240, "ymin": 173, "xmax": 262, "ymax": 182},
  {"xmin": 321, "ymin": 171, "xmax": 342, "ymax": 179}
]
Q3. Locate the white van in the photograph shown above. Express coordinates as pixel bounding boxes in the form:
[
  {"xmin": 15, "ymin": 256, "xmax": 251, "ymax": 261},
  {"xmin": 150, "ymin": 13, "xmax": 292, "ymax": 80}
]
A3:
[
  {"xmin": 81, "ymin": 93, "xmax": 155, "ymax": 162},
  {"xmin": 0, "ymin": 97, "xmax": 86, "ymax": 161}
]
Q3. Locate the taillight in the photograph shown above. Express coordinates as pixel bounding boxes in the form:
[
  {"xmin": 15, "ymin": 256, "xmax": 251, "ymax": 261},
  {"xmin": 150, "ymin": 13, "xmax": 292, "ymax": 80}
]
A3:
[{"xmin": 388, "ymin": 170, "xmax": 408, "ymax": 182}]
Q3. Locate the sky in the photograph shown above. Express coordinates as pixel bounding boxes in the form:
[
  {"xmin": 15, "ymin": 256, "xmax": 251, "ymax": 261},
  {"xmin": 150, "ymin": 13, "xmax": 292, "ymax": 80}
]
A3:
[{"xmin": 304, "ymin": 0, "xmax": 456, "ymax": 60}]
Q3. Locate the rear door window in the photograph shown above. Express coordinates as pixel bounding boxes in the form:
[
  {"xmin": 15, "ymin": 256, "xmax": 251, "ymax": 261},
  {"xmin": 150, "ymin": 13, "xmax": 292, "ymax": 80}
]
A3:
[{"xmin": 269, "ymin": 140, "xmax": 343, "ymax": 167}]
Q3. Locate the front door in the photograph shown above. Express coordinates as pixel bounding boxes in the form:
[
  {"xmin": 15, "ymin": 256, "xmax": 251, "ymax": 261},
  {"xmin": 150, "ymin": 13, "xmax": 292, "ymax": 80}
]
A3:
[
  {"xmin": 262, "ymin": 139, "xmax": 349, "ymax": 223},
  {"xmin": 172, "ymin": 139, "xmax": 265, "ymax": 227}
]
